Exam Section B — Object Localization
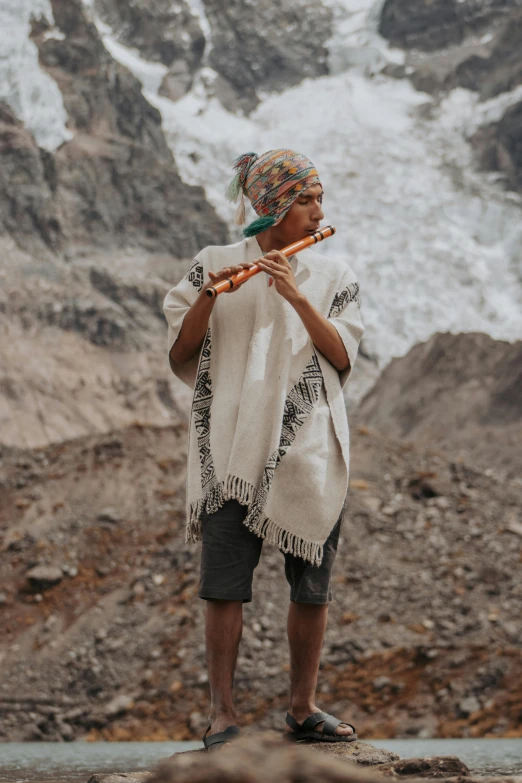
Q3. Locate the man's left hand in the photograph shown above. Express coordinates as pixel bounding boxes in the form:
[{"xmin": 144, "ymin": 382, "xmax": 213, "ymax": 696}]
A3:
[{"xmin": 257, "ymin": 251, "xmax": 301, "ymax": 303}]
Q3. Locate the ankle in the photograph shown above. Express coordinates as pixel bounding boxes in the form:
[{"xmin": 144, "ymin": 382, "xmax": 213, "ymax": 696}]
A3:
[
  {"xmin": 209, "ymin": 705, "xmax": 237, "ymax": 722},
  {"xmin": 288, "ymin": 701, "xmax": 316, "ymax": 717}
]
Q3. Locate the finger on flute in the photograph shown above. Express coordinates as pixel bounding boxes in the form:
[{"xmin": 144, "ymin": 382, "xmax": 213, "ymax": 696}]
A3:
[{"xmin": 206, "ymin": 226, "xmax": 335, "ymax": 297}]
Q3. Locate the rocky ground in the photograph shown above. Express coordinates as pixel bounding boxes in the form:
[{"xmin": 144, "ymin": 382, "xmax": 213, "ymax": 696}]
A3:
[{"xmin": 1, "ymin": 400, "xmax": 521, "ymax": 742}]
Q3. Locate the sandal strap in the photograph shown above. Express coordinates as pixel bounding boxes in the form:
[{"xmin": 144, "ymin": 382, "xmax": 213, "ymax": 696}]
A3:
[
  {"xmin": 203, "ymin": 724, "xmax": 240, "ymax": 749},
  {"xmin": 285, "ymin": 712, "xmax": 301, "ymax": 732},
  {"xmin": 301, "ymin": 711, "xmax": 329, "ymax": 732},
  {"xmin": 322, "ymin": 714, "xmax": 356, "ymax": 736},
  {"xmin": 323, "ymin": 713, "xmax": 342, "ymax": 735}
]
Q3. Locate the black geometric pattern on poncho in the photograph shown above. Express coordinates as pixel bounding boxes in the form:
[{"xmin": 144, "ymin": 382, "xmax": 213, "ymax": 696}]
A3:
[
  {"xmin": 329, "ymin": 281, "xmax": 360, "ymax": 318},
  {"xmin": 187, "ymin": 258, "xmax": 204, "ymax": 292},
  {"xmin": 245, "ymin": 352, "xmax": 324, "ymax": 525},
  {"xmin": 193, "ymin": 328, "xmax": 217, "ymax": 494}
]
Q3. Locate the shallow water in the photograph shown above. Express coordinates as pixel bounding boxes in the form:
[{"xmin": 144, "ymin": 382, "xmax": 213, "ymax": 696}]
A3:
[{"xmin": 0, "ymin": 738, "xmax": 522, "ymax": 782}]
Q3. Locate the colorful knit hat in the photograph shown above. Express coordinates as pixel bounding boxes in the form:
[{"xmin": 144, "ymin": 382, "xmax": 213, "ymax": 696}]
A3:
[{"xmin": 225, "ymin": 149, "xmax": 321, "ymax": 237}]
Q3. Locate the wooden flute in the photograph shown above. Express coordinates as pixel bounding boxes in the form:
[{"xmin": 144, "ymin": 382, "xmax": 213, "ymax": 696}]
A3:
[{"xmin": 205, "ymin": 225, "xmax": 336, "ymax": 298}]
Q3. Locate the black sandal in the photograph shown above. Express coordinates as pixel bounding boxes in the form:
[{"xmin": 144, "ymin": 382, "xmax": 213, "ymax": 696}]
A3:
[
  {"xmin": 202, "ymin": 723, "xmax": 241, "ymax": 751},
  {"xmin": 284, "ymin": 711, "xmax": 358, "ymax": 743}
]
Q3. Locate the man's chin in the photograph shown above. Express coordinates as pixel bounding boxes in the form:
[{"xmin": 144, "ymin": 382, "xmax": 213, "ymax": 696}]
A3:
[{"xmin": 280, "ymin": 228, "xmax": 312, "ymax": 245}]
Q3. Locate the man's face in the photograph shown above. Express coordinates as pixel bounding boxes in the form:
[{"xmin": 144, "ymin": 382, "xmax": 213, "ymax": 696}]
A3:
[{"xmin": 272, "ymin": 183, "xmax": 325, "ymax": 244}]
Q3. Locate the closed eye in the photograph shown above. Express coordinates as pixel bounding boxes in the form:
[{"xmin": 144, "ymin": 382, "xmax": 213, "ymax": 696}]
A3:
[{"xmin": 298, "ymin": 195, "xmax": 323, "ymax": 204}]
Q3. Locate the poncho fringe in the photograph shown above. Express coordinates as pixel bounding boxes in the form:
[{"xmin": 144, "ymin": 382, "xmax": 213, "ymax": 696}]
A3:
[{"xmin": 187, "ymin": 473, "xmax": 324, "ymax": 566}]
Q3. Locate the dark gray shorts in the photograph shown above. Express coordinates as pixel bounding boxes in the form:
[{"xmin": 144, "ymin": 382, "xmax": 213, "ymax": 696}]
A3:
[{"xmin": 198, "ymin": 499, "xmax": 345, "ymax": 604}]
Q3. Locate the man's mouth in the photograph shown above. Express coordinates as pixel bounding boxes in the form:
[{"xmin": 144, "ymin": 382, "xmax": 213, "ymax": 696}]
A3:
[{"xmin": 306, "ymin": 227, "xmax": 320, "ymax": 234}]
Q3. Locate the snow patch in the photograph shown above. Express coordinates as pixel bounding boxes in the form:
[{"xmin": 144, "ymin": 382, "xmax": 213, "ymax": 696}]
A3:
[
  {"xmin": 0, "ymin": 0, "xmax": 72, "ymax": 151},
  {"xmin": 324, "ymin": 0, "xmax": 405, "ymax": 74}
]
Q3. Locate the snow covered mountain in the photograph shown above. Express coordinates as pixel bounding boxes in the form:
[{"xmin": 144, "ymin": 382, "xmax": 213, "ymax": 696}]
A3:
[{"xmin": 1, "ymin": 0, "xmax": 522, "ymax": 371}]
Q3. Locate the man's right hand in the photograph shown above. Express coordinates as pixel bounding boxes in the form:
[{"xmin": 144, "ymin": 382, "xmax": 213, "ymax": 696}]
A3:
[{"xmin": 204, "ymin": 263, "xmax": 255, "ymax": 294}]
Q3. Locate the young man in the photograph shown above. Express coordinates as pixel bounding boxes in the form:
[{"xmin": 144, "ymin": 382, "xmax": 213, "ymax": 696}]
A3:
[{"xmin": 163, "ymin": 149, "xmax": 364, "ymax": 751}]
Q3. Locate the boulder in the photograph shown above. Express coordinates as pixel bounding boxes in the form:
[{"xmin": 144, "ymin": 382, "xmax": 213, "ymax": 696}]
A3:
[
  {"xmin": 150, "ymin": 730, "xmax": 399, "ymax": 782},
  {"xmin": 25, "ymin": 565, "xmax": 64, "ymax": 590}
]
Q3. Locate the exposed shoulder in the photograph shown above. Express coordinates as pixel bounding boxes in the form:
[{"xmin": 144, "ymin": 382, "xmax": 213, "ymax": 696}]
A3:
[{"xmin": 300, "ymin": 247, "xmax": 358, "ymax": 285}]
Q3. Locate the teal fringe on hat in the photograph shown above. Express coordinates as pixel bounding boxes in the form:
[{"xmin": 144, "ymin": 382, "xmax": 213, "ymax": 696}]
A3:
[{"xmin": 242, "ymin": 215, "xmax": 276, "ymax": 237}]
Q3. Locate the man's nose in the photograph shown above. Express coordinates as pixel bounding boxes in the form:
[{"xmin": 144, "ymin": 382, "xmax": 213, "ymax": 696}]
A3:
[{"xmin": 312, "ymin": 202, "xmax": 324, "ymax": 220}]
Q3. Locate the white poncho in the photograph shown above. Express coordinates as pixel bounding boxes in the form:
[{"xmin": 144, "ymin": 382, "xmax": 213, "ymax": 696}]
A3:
[{"xmin": 163, "ymin": 236, "xmax": 364, "ymax": 566}]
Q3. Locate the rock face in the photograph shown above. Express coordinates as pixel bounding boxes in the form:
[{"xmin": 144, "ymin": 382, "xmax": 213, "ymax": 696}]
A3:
[
  {"xmin": 94, "ymin": 0, "xmax": 205, "ymax": 69},
  {"xmin": 94, "ymin": 0, "xmax": 205, "ymax": 103},
  {"xmin": 356, "ymin": 331, "xmax": 522, "ymax": 478},
  {"xmin": 378, "ymin": 0, "xmax": 517, "ymax": 53},
  {"xmin": 472, "ymin": 100, "xmax": 522, "ymax": 195},
  {"xmin": 203, "ymin": 0, "xmax": 333, "ymax": 112},
  {"xmin": 36, "ymin": 0, "xmax": 227, "ymax": 257},
  {"xmin": 0, "ymin": 0, "xmax": 227, "ymax": 256},
  {"xmin": 0, "ymin": 102, "xmax": 62, "ymax": 251},
  {"xmin": 455, "ymin": 11, "xmax": 522, "ymax": 99},
  {"xmin": 93, "ymin": 0, "xmax": 333, "ymax": 112}
]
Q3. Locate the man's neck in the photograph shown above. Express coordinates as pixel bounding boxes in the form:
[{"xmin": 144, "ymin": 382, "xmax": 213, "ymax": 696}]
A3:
[{"xmin": 255, "ymin": 228, "xmax": 288, "ymax": 253}]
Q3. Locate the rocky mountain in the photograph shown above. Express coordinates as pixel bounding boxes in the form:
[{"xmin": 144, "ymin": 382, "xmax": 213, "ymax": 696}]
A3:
[
  {"xmin": 1, "ymin": 0, "xmax": 227, "ymax": 257},
  {"xmin": 356, "ymin": 332, "xmax": 522, "ymax": 479}
]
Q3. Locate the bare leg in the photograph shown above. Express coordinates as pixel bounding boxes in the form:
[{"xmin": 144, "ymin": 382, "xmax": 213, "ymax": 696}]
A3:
[
  {"xmin": 204, "ymin": 598, "xmax": 243, "ymax": 735},
  {"xmin": 286, "ymin": 600, "xmax": 354, "ymax": 736}
]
